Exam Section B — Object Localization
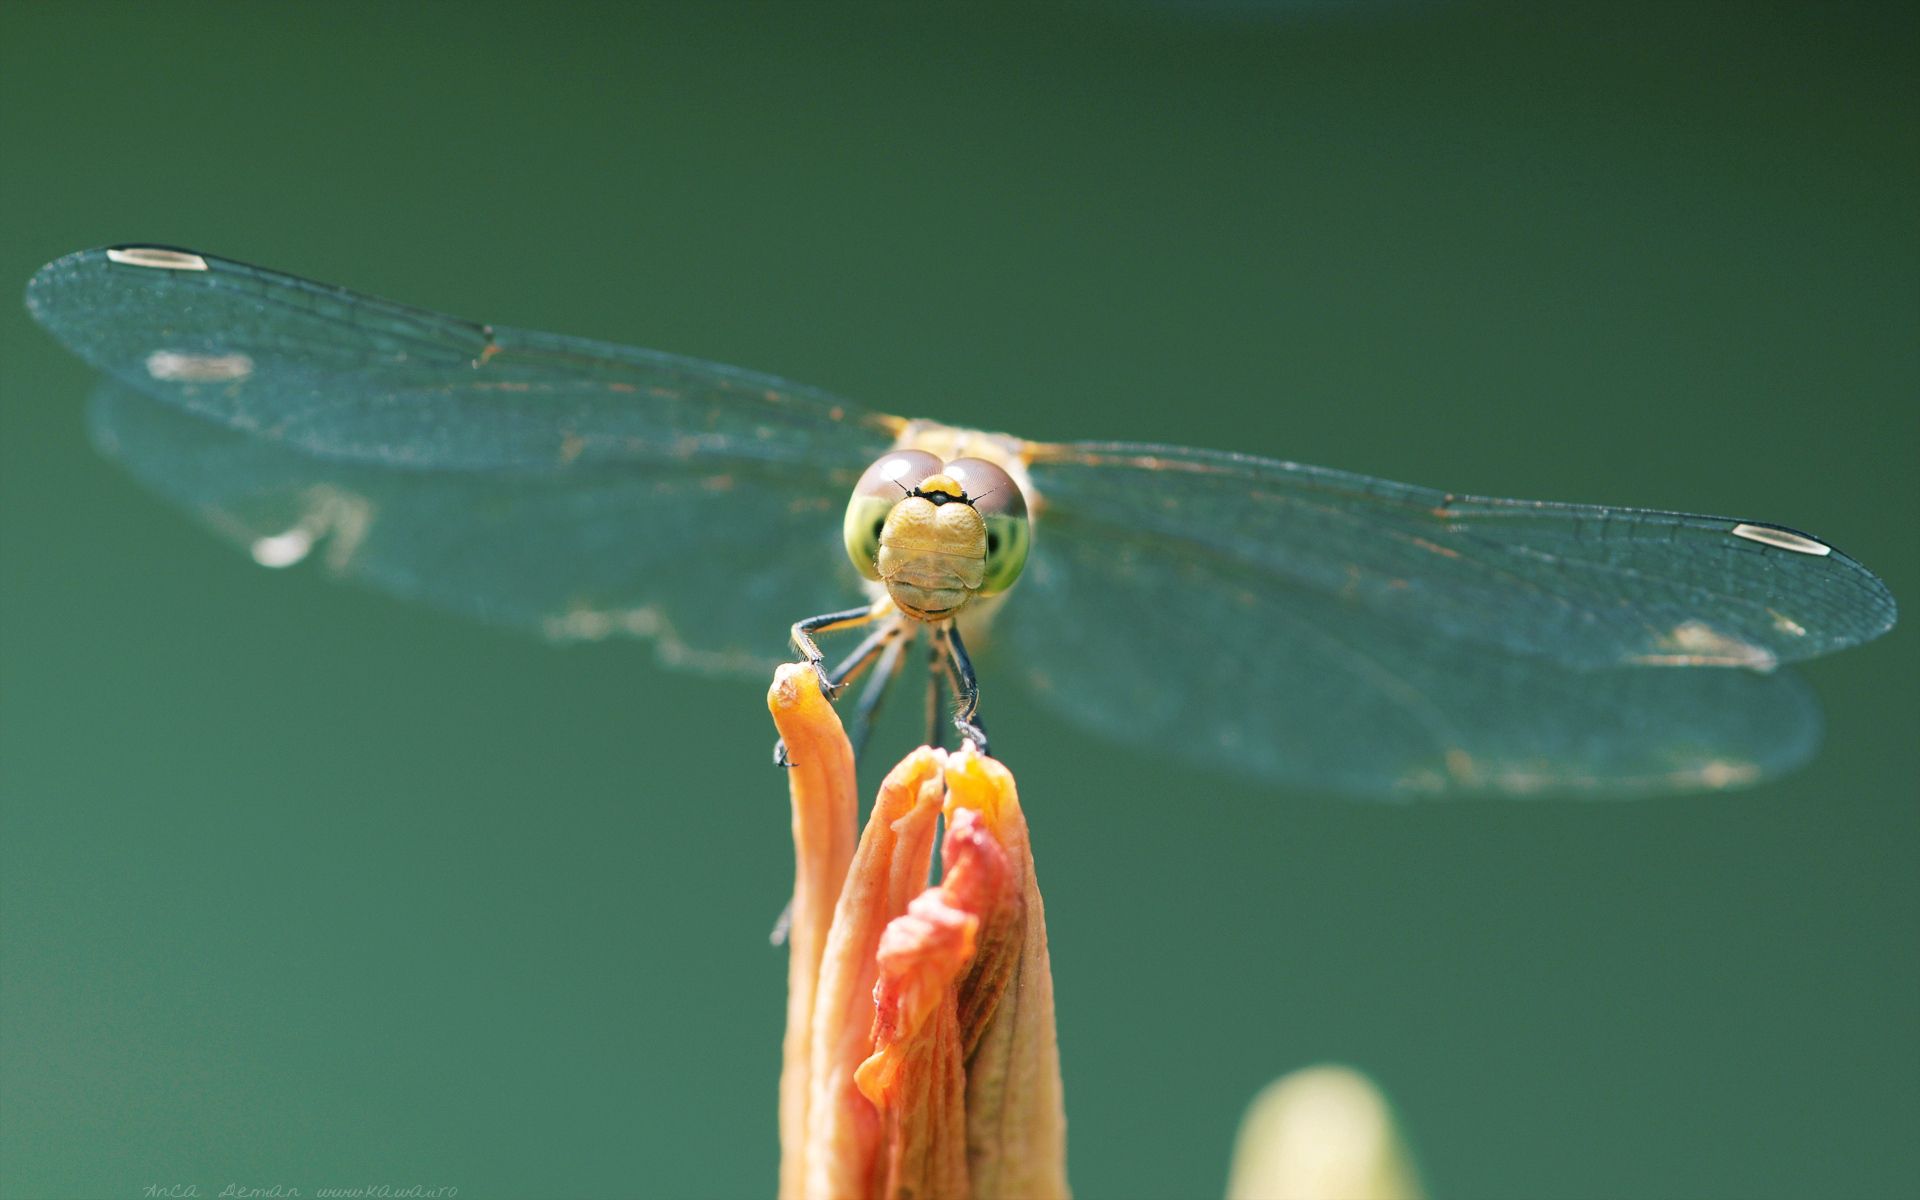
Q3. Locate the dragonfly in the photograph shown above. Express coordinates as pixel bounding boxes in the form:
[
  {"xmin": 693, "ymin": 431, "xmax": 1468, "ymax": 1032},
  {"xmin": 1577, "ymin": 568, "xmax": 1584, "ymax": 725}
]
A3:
[{"xmin": 24, "ymin": 246, "xmax": 1898, "ymax": 796}]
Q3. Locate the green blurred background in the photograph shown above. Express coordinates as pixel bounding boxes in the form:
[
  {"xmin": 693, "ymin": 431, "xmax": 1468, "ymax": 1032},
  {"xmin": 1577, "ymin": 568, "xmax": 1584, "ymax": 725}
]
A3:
[{"xmin": 2, "ymin": 3, "xmax": 1914, "ymax": 1197}]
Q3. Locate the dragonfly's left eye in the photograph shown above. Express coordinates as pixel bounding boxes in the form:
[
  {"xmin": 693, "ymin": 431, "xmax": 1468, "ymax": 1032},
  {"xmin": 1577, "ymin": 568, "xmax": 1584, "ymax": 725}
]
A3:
[
  {"xmin": 844, "ymin": 450, "xmax": 942, "ymax": 580},
  {"xmin": 945, "ymin": 457, "xmax": 1031, "ymax": 595}
]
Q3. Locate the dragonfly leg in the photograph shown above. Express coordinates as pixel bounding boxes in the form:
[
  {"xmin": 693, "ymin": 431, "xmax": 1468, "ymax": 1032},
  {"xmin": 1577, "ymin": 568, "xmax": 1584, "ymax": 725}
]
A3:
[
  {"xmin": 845, "ymin": 629, "xmax": 909, "ymax": 761},
  {"xmin": 935, "ymin": 622, "xmax": 990, "ymax": 756},
  {"xmin": 926, "ymin": 633, "xmax": 949, "ymax": 752},
  {"xmin": 774, "ymin": 606, "xmax": 895, "ymax": 768},
  {"xmin": 789, "ymin": 603, "xmax": 883, "ymax": 700},
  {"xmin": 925, "ymin": 622, "xmax": 990, "ymax": 752}
]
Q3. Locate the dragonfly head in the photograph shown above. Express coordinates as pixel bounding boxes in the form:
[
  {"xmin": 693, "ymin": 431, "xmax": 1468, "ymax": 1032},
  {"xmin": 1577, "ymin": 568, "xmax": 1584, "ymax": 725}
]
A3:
[{"xmin": 844, "ymin": 450, "xmax": 1032, "ymax": 621}]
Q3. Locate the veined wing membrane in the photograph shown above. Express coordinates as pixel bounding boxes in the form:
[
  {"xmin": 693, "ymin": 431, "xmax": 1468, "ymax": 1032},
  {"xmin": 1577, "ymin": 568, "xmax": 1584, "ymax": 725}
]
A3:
[
  {"xmin": 88, "ymin": 381, "xmax": 863, "ymax": 672},
  {"xmin": 1027, "ymin": 442, "xmax": 1895, "ymax": 672},
  {"xmin": 27, "ymin": 246, "xmax": 902, "ymax": 471},
  {"xmin": 1006, "ymin": 508, "xmax": 1823, "ymax": 796},
  {"xmin": 27, "ymin": 244, "xmax": 902, "ymax": 670}
]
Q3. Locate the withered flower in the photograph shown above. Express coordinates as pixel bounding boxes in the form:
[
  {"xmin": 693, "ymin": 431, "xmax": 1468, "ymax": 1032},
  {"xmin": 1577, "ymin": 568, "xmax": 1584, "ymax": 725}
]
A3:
[{"xmin": 769, "ymin": 664, "xmax": 1069, "ymax": 1200}]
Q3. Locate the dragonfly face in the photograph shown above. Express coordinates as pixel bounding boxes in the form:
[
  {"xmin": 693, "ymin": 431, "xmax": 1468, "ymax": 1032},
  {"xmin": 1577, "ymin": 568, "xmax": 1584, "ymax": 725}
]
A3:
[
  {"xmin": 21, "ymin": 245, "xmax": 1900, "ymax": 796},
  {"xmin": 795, "ymin": 446, "xmax": 1036, "ymax": 761},
  {"xmin": 843, "ymin": 450, "xmax": 1032, "ymax": 622}
]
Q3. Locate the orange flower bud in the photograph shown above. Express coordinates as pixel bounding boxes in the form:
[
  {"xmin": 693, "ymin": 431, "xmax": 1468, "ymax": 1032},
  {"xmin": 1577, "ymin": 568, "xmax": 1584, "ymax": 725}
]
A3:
[{"xmin": 769, "ymin": 665, "xmax": 1069, "ymax": 1200}]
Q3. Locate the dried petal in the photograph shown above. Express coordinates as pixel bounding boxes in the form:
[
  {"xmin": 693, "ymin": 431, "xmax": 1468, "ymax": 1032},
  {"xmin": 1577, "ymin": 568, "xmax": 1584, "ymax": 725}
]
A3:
[
  {"xmin": 944, "ymin": 749, "xmax": 1070, "ymax": 1200},
  {"xmin": 855, "ymin": 810, "xmax": 1011, "ymax": 1198},
  {"xmin": 804, "ymin": 745, "xmax": 947, "ymax": 1199},
  {"xmin": 769, "ymin": 664, "xmax": 860, "ymax": 1200}
]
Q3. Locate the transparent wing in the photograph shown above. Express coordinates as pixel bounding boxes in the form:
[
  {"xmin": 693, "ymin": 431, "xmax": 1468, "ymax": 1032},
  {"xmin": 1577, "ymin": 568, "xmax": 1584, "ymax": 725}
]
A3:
[
  {"xmin": 1013, "ymin": 440, "xmax": 1895, "ymax": 795},
  {"xmin": 27, "ymin": 246, "xmax": 903, "ymax": 471},
  {"xmin": 25, "ymin": 245, "xmax": 902, "ymax": 669},
  {"xmin": 1004, "ymin": 509, "xmax": 1825, "ymax": 796},
  {"xmin": 1026, "ymin": 442, "xmax": 1895, "ymax": 673},
  {"xmin": 87, "ymin": 381, "xmax": 865, "ymax": 673}
]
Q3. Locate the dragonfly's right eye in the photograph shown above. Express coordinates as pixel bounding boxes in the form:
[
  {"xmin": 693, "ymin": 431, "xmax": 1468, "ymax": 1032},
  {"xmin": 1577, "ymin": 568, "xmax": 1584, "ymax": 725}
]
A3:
[{"xmin": 844, "ymin": 450, "xmax": 942, "ymax": 580}]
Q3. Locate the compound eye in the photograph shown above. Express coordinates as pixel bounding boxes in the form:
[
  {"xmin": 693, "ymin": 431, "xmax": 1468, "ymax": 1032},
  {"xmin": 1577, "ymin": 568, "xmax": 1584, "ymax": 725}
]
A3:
[
  {"xmin": 944, "ymin": 457, "xmax": 1031, "ymax": 595},
  {"xmin": 943, "ymin": 458, "xmax": 1025, "ymax": 519},
  {"xmin": 843, "ymin": 450, "xmax": 943, "ymax": 580}
]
